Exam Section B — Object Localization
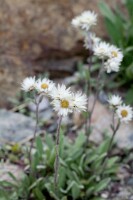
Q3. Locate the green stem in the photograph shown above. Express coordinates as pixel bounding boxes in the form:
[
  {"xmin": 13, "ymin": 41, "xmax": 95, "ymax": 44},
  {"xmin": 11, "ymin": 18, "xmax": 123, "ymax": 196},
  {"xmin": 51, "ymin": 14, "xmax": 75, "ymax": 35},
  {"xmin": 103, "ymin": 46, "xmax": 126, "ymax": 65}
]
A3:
[
  {"xmin": 54, "ymin": 115, "xmax": 63, "ymax": 192},
  {"xmin": 101, "ymin": 112, "xmax": 120, "ymax": 173},
  {"xmin": 28, "ymin": 94, "xmax": 43, "ymax": 168},
  {"xmin": 107, "ymin": 118, "xmax": 120, "ymax": 157},
  {"xmin": 29, "ymin": 101, "xmax": 39, "ymax": 167},
  {"xmin": 85, "ymin": 32, "xmax": 93, "ymax": 140},
  {"xmin": 87, "ymin": 59, "xmax": 104, "ymax": 141}
]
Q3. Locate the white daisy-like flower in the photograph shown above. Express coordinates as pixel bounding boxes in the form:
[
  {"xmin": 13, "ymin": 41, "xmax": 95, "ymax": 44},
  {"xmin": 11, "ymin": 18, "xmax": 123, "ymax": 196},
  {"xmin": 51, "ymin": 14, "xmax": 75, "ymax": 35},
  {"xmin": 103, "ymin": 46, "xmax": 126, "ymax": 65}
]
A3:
[
  {"xmin": 71, "ymin": 10, "xmax": 97, "ymax": 31},
  {"xmin": 51, "ymin": 84, "xmax": 88, "ymax": 116},
  {"xmin": 109, "ymin": 45, "xmax": 123, "ymax": 63},
  {"xmin": 21, "ymin": 76, "xmax": 36, "ymax": 92},
  {"xmin": 116, "ymin": 104, "xmax": 133, "ymax": 123},
  {"xmin": 108, "ymin": 95, "xmax": 122, "ymax": 107},
  {"xmin": 104, "ymin": 58, "xmax": 121, "ymax": 73},
  {"xmin": 50, "ymin": 84, "xmax": 71, "ymax": 100},
  {"xmin": 52, "ymin": 98, "xmax": 73, "ymax": 117},
  {"xmin": 72, "ymin": 92, "xmax": 87, "ymax": 112},
  {"xmin": 84, "ymin": 33, "xmax": 101, "ymax": 50},
  {"xmin": 94, "ymin": 42, "xmax": 111, "ymax": 58},
  {"xmin": 51, "ymin": 84, "xmax": 73, "ymax": 116},
  {"xmin": 36, "ymin": 78, "xmax": 55, "ymax": 95}
]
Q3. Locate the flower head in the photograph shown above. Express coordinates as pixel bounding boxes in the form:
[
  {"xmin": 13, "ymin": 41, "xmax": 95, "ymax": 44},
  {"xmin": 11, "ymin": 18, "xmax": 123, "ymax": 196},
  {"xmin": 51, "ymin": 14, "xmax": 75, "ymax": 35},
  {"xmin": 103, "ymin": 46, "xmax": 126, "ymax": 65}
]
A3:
[
  {"xmin": 108, "ymin": 95, "xmax": 122, "ymax": 107},
  {"xmin": 104, "ymin": 58, "xmax": 121, "ymax": 73},
  {"xmin": 51, "ymin": 85, "xmax": 87, "ymax": 116},
  {"xmin": 21, "ymin": 77, "xmax": 36, "ymax": 92},
  {"xmin": 94, "ymin": 42, "xmax": 111, "ymax": 58},
  {"xmin": 52, "ymin": 98, "xmax": 73, "ymax": 117},
  {"xmin": 50, "ymin": 84, "xmax": 71, "ymax": 100},
  {"xmin": 109, "ymin": 45, "xmax": 123, "ymax": 63},
  {"xmin": 72, "ymin": 92, "xmax": 87, "ymax": 112},
  {"xmin": 36, "ymin": 78, "xmax": 55, "ymax": 95},
  {"xmin": 71, "ymin": 10, "xmax": 97, "ymax": 31},
  {"xmin": 116, "ymin": 104, "xmax": 133, "ymax": 123},
  {"xmin": 51, "ymin": 84, "xmax": 73, "ymax": 116}
]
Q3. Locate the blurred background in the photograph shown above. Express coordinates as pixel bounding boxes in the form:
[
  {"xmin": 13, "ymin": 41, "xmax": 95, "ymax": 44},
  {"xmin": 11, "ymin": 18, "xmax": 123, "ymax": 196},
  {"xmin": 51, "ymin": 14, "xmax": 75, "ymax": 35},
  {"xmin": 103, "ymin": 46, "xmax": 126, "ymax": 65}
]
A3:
[{"xmin": 0, "ymin": 0, "xmax": 125, "ymax": 108}]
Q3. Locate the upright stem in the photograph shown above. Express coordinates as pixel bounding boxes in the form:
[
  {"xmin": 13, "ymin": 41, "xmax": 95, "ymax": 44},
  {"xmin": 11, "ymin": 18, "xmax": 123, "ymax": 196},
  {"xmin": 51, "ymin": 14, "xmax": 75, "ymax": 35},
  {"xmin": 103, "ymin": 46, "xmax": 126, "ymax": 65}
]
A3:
[
  {"xmin": 101, "ymin": 111, "xmax": 120, "ymax": 171},
  {"xmin": 85, "ymin": 32, "xmax": 93, "ymax": 138},
  {"xmin": 87, "ymin": 59, "xmax": 104, "ymax": 141},
  {"xmin": 85, "ymin": 65, "xmax": 91, "ymax": 137},
  {"xmin": 107, "ymin": 115, "xmax": 120, "ymax": 157},
  {"xmin": 54, "ymin": 115, "xmax": 63, "ymax": 191},
  {"xmin": 29, "ymin": 97, "xmax": 39, "ymax": 166}
]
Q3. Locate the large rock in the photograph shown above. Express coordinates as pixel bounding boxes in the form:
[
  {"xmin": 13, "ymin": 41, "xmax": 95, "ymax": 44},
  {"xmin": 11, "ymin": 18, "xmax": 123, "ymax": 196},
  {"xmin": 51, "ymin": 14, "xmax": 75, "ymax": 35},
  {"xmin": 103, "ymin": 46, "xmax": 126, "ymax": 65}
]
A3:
[
  {"xmin": 73, "ymin": 93, "xmax": 133, "ymax": 149},
  {"xmin": 87, "ymin": 96, "xmax": 133, "ymax": 149},
  {"xmin": 0, "ymin": 109, "xmax": 39, "ymax": 145},
  {"xmin": 0, "ymin": 0, "xmax": 122, "ymax": 106},
  {"xmin": 0, "ymin": 163, "xmax": 24, "ymax": 182}
]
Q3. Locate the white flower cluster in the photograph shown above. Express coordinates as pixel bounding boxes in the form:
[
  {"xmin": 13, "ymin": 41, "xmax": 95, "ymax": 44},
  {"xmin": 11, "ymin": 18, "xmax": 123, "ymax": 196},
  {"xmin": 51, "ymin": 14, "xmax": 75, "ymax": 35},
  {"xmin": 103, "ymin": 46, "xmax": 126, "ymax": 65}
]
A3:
[
  {"xmin": 71, "ymin": 10, "xmax": 123, "ymax": 73},
  {"xmin": 21, "ymin": 77, "xmax": 87, "ymax": 117},
  {"xmin": 108, "ymin": 95, "xmax": 133, "ymax": 123},
  {"xmin": 71, "ymin": 11, "xmax": 97, "ymax": 31},
  {"xmin": 94, "ymin": 43, "xmax": 123, "ymax": 73},
  {"xmin": 21, "ymin": 77, "xmax": 55, "ymax": 94}
]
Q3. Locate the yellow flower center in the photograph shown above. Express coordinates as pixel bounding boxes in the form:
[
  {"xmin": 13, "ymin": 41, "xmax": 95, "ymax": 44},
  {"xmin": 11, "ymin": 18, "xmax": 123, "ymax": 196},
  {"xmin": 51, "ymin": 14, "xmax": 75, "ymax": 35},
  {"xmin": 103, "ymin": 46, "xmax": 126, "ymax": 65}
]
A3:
[
  {"xmin": 121, "ymin": 110, "xmax": 128, "ymax": 118},
  {"xmin": 61, "ymin": 100, "xmax": 69, "ymax": 108},
  {"xmin": 41, "ymin": 83, "xmax": 48, "ymax": 89},
  {"xmin": 111, "ymin": 51, "xmax": 118, "ymax": 57}
]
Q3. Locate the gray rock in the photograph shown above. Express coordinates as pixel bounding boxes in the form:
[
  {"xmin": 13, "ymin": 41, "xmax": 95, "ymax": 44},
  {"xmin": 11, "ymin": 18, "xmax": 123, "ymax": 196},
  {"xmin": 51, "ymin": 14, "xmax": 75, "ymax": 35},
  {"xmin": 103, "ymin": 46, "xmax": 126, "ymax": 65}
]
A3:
[
  {"xmin": 88, "ymin": 95, "xmax": 133, "ymax": 149},
  {"xmin": 63, "ymin": 74, "xmax": 79, "ymax": 86},
  {"xmin": 28, "ymin": 96, "xmax": 50, "ymax": 112},
  {"xmin": 127, "ymin": 178, "xmax": 133, "ymax": 186},
  {"xmin": 47, "ymin": 123, "xmax": 57, "ymax": 133},
  {"xmin": 108, "ymin": 185, "xmax": 133, "ymax": 200},
  {"xmin": 99, "ymin": 90, "xmax": 108, "ymax": 104},
  {"xmin": 0, "ymin": 109, "xmax": 37, "ymax": 145},
  {"xmin": 0, "ymin": 163, "xmax": 24, "ymax": 182},
  {"xmin": 39, "ymin": 107, "xmax": 53, "ymax": 121}
]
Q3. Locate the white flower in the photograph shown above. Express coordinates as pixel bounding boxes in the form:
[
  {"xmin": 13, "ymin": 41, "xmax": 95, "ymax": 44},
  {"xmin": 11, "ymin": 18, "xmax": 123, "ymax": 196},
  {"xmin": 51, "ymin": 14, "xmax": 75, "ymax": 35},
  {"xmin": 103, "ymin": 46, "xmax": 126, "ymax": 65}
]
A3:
[
  {"xmin": 36, "ymin": 78, "xmax": 55, "ymax": 95},
  {"xmin": 109, "ymin": 45, "xmax": 123, "ymax": 63},
  {"xmin": 51, "ymin": 85, "xmax": 72, "ymax": 116},
  {"xmin": 52, "ymin": 98, "xmax": 73, "ymax": 117},
  {"xmin": 104, "ymin": 58, "xmax": 121, "ymax": 73},
  {"xmin": 94, "ymin": 42, "xmax": 111, "ymax": 58},
  {"xmin": 51, "ymin": 85, "xmax": 87, "ymax": 116},
  {"xmin": 108, "ymin": 95, "xmax": 122, "ymax": 107},
  {"xmin": 51, "ymin": 84, "xmax": 73, "ymax": 116},
  {"xmin": 84, "ymin": 33, "xmax": 101, "ymax": 50},
  {"xmin": 71, "ymin": 10, "xmax": 97, "ymax": 31},
  {"xmin": 116, "ymin": 104, "xmax": 133, "ymax": 123},
  {"xmin": 50, "ymin": 84, "xmax": 71, "ymax": 100},
  {"xmin": 72, "ymin": 92, "xmax": 87, "ymax": 112},
  {"xmin": 21, "ymin": 77, "xmax": 36, "ymax": 92}
]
